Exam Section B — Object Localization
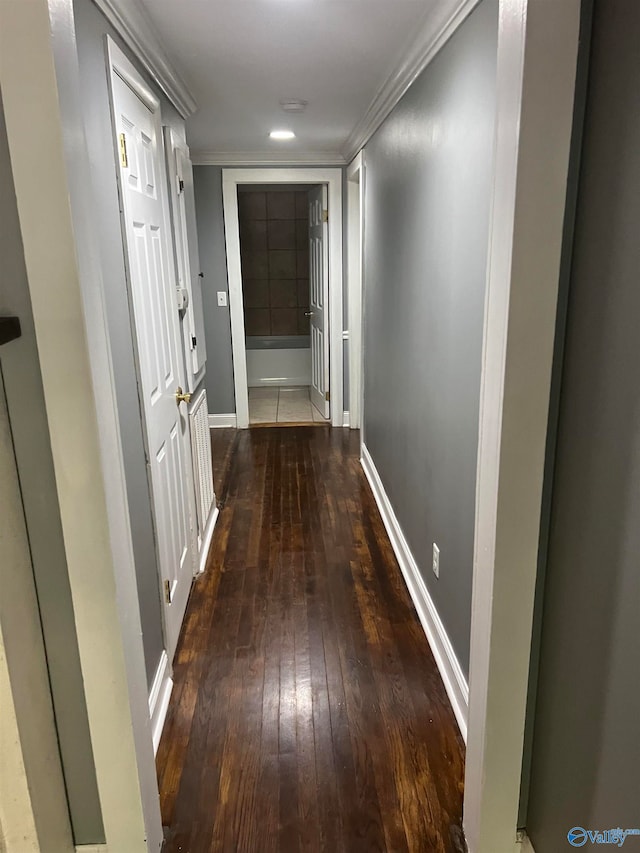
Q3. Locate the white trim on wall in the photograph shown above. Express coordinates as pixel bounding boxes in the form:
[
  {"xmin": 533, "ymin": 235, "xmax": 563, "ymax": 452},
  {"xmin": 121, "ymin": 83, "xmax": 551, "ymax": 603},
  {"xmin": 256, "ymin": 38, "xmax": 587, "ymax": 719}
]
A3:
[
  {"xmin": 75, "ymin": 846, "xmax": 108, "ymax": 853},
  {"xmin": 0, "ymin": 1, "xmax": 163, "ymax": 850},
  {"xmin": 464, "ymin": 1, "xmax": 582, "ymax": 851},
  {"xmin": 192, "ymin": 150, "xmax": 346, "ymax": 167},
  {"xmin": 208, "ymin": 413, "xmax": 237, "ymax": 428},
  {"xmin": 198, "ymin": 505, "xmax": 219, "ymax": 575},
  {"xmin": 222, "ymin": 168, "xmax": 344, "ymax": 429},
  {"xmin": 346, "ymin": 152, "xmax": 364, "ymax": 430},
  {"xmin": 361, "ymin": 444, "xmax": 469, "ymax": 740},
  {"xmin": 148, "ymin": 651, "xmax": 173, "ymax": 755},
  {"xmin": 91, "ymin": 0, "xmax": 196, "ymax": 118},
  {"xmin": 343, "ymin": 0, "xmax": 482, "ymax": 161}
]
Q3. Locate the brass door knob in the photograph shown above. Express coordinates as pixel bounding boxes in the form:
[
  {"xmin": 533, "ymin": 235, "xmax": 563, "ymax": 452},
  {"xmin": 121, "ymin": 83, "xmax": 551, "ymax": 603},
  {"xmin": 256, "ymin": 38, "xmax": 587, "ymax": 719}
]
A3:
[{"xmin": 175, "ymin": 387, "xmax": 191, "ymax": 405}]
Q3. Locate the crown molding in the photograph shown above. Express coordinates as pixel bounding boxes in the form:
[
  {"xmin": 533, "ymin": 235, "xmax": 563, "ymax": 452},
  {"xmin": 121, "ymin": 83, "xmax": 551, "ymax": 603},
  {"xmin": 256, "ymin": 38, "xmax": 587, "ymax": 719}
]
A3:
[
  {"xmin": 343, "ymin": 0, "xmax": 482, "ymax": 161},
  {"xmin": 92, "ymin": 0, "xmax": 197, "ymax": 118},
  {"xmin": 191, "ymin": 150, "xmax": 347, "ymax": 167}
]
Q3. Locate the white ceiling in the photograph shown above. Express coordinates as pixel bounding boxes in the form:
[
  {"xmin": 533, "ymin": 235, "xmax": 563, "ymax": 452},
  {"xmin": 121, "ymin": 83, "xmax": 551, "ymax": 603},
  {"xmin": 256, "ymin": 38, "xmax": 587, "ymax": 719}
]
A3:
[{"xmin": 138, "ymin": 0, "xmax": 432, "ymax": 159}]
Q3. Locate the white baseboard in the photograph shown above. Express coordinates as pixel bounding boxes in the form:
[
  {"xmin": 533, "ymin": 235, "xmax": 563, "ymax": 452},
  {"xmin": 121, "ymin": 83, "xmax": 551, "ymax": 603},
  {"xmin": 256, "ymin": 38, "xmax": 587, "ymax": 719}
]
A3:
[
  {"xmin": 248, "ymin": 376, "xmax": 312, "ymax": 387},
  {"xmin": 148, "ymin": 650, "xmax": 173, "ymax": 755},
  {"xmin": 342, "ymin": 410, "xmax": 350, "ymax": 427},
  {"xmin": 75, "ymin": 846, "xmax": 107, "ymax": 852},
  {"xmin": 198, "ymin": 504, "xmax": 219, "ymax": 575},
  {"xmin": 517, "ymin": 832, "xmax": 536, "ymax": 853},
  {"xmin": 208, "ymin": 413, "xmax": 236, "ymax": 428},
  {"xmin": 360, "ymin": 443, "xmax": 469, "ymax": 741}
]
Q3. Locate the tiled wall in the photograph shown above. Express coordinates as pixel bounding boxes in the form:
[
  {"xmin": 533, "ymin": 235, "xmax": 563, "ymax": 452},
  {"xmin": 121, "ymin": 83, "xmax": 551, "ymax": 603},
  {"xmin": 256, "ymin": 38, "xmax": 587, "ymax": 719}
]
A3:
[{"xmin": 239, "ymin": 190, "xmax": 310, "ymax": 339}]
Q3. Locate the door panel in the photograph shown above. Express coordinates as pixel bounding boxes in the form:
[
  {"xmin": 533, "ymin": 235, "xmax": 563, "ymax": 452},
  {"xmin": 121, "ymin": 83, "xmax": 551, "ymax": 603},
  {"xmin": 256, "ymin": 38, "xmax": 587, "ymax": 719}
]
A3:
[
  {"xmin": 309, "ymin": 185, "xmax": 330, "ymax": 419},
  {"xmin": 165, "ymin": 129, "xmax": 207, "ymax": 392},
  {"xmin": 111, "ymin": 69, "xmax": 194, "ymax": 662}
]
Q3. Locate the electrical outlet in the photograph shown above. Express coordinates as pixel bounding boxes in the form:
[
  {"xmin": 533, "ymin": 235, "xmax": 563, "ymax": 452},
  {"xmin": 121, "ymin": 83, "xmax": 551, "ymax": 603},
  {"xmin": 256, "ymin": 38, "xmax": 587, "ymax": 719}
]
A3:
[
  {"xmin": 432, "ymin": 543, "xmax": 440, "ymax": 578},
  {"xmin": 217, "ymin": 291, "xmax": 228, "ymax": 307}
]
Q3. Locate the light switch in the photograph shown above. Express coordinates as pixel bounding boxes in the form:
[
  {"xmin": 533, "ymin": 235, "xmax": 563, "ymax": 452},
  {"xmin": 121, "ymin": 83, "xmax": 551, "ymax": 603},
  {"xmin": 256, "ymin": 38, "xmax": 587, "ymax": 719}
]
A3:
[{"xmin": 217, "ymin": 291, "xmax": 228, "ymax": 307}]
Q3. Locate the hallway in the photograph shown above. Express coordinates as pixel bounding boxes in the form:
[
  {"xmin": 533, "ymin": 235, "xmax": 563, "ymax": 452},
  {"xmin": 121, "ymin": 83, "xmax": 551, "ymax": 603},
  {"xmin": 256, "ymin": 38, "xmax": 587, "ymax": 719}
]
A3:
[{"xmin": 156, "ymin": 427, "xmax": 465, "ymax": 852}]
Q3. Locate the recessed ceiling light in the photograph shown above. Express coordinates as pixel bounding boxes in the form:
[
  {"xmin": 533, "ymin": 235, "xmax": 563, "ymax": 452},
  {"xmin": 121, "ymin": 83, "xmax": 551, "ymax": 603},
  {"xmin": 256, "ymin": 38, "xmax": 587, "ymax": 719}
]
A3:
[{"xmin": 270, "ymin": 129, "xmax": 296, "ymax": 140}]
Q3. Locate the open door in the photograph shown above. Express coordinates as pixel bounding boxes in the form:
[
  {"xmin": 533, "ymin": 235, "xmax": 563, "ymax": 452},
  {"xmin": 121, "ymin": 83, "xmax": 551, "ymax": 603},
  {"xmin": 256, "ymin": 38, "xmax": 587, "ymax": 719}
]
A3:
[
  {"xmin": 164, "ymin": 128, "xmax": 207, "ymax": 392},
  {"xmin": 309, "ymin": 184, "xmax": 330, "ymax": 420}
]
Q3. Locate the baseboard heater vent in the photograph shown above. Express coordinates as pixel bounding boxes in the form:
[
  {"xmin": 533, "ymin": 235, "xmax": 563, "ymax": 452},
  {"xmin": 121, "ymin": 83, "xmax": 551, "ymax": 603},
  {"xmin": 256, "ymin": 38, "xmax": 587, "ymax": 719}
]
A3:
[{"xmin": 189, "ymin": 388, "xmax": 215, "ymax": 536}]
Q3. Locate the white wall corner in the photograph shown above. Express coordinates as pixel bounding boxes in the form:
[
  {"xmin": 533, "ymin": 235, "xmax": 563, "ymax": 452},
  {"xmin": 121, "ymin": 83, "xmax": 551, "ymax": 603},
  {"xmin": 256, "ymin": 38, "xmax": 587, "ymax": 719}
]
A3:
[
  {"xmin": 91, "ymin": 0, "xmax": 197, "ymax": 118},
  {"xmin": 208, "ymin": 413, "xmax": 237, "ymax": 428},
  {"xmin": 360, "ymin": 444, "xmax": 469, "ymax": 740},
  {"xmin": 343, "ymin": 0, "xmax": 482, "ymax": 160}
]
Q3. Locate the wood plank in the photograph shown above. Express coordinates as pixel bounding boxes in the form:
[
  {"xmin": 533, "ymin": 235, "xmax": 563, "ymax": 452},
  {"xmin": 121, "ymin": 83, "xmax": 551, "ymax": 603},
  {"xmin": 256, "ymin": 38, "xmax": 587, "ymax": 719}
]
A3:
[{"xmin": 157, "ymin": 426, "xmax": 465, "ymax": 852}]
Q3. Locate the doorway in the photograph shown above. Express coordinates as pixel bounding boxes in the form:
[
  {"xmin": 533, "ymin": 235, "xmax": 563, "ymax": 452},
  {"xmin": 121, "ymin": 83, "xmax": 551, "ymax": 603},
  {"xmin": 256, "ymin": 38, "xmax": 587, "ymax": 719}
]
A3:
[
  {"xmin": 236, "ymin": 182, "xmax": 329, "ymax": 425},
  {"xmin": 222, "ymin": 168, "xmax": 343, "ymax": 429}
]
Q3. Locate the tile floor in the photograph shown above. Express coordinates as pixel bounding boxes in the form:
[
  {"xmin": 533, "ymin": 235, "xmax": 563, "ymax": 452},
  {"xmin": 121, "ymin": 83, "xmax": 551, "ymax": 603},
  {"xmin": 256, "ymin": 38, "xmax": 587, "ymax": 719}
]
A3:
[{"xmin": 248, "ymin": 386, "xmax": 329, "ymax": 425}]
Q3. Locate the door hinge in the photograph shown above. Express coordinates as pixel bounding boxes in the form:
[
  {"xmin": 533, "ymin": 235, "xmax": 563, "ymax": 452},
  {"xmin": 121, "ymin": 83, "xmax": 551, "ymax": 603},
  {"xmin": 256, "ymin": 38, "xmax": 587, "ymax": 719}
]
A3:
[
  {"xmin": 118, "ymin": 132, "xmax": 128, "ymax": 168},
  {"xmin": 322, "ymin": 209, "xmax": 329, "ymax": 223},
  {"xmin": 191, "ymin": 335, "xmax": 197, "ymax": 349},
  {"xmin": 325, "ymin": 390, "xmax": 330, "ymax": 402},
  {"xmin": 164, "ymin": 579, "xmax": 172, "ymax": 604}
]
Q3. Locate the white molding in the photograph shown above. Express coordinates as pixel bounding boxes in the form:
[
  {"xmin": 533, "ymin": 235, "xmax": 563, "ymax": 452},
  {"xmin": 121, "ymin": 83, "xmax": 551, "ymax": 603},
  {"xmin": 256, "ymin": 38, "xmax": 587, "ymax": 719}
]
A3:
[
  {"xmin": 92, "ymin": 0, "xmax": 196, "ymax": 118},
  {"xmin": 343, "ymin": 0, "xmax": 482, "ymax": 161},
  {"xmin": 464, "ymin": 1, "xmax": 581, "ymax": 851},
  {"xmin": 76, "ymin": 845, "xmax": 108, "ymax": 852},
  {"xmin": 346, "ymin": 151, "xmax": 364, "ymax": 430},
  {"xmin": 148, "ymin": 651, "xmax": 173, "ymax": 755},
  {"xmin": 517, "ymin": 833, "xmax": 536, "ymax": 853},
  {"xmin": 191, "ymin": 150, "xmax": 346, "ymax": 167},
  {"xmin": 222, "ymin": 168, "xmax": 343, "ymax": 429},
  {"xmin": 342, "ymin": 411, "xmax": 350, "ymax": 428},
  {"xmin": 198, "ymin": 505, "xmax": 219, "ymax": 575},
  {"xmin": 0, "ymin": 1, "xmax": 162, "ymax": 847},
  {"xmin": 360, "ymin": 444, "xmax": 469, "ymax": 740},
  {"xmin": 208, "ymin": 413, "xmax": 237, "ymax": 428}
]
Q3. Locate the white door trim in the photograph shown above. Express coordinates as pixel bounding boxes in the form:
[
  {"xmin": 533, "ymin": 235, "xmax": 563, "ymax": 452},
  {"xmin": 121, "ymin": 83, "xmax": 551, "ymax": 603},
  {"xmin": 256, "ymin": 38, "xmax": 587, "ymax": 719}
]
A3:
[
  {"xmin": 346, "ymin": 152, "xmax": 364, "ymax": 430},
  {"xmin": 0, "ymin": 1, "xmax": 162, "ymax": 849},
  {"xmin": 463, "ymin": 1, "xmax": 581, "ymax": 851},
  {"xmin": 0, "ymin": 381, "xmax": 74, "ymax": 850},
  {"xmin": 222, "ymin": 168, "xmax": 343, "ymax": 429}
]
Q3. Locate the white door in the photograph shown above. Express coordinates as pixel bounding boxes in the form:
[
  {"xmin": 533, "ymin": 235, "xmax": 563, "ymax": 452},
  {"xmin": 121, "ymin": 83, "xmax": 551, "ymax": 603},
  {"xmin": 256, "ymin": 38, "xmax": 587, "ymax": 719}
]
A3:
[
  {"xmin": 164, "ymin": 129, "xmax": 207, "ymax": 391},
  {"xmin": 309, "ymin": 184, "xmax": 330, "ymax": 419},
  {"xmin": 109, "ymin": 48, "xmax": 194, "ymax": 662}
]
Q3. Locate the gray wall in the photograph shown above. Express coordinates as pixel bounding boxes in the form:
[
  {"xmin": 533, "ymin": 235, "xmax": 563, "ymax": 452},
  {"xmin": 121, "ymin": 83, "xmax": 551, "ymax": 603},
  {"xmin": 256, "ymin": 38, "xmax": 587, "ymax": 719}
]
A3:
[
  {"xmin": 527, "ymin": 1, "xmax": 640, "ymax": 847},
  {"xmin": 0, "ymin": 94, "xmax": 104, "ymax": 844},
  {"xmin": 74, "ymin": 0, "xmax": 172, "ymax": 689},
  {"xmin": 194, "ymin": 166, "xmax": 237, "ymax": 412},
  {"xmin": 361, "ymin": 0, "xmax": 498, "ymax": 676},
  {"xmin": 193, "ymin": 166, "xmax": 349, "ymax": 415}
]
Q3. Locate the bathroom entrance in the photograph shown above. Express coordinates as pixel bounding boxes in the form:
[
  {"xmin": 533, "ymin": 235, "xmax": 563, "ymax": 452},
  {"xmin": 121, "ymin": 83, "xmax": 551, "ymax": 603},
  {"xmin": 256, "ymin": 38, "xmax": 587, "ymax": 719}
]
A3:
[{"xmin": 237, "ymin": 183, "xmax": 328, "ymax": 425}]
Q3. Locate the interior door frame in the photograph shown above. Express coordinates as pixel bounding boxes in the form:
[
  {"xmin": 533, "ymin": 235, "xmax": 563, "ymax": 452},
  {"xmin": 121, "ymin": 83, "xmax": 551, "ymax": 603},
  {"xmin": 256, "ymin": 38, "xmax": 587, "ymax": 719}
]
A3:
[
  {"xmin": 222, "ymin": 167, "xmax": 343, "ymax": 429},
  {"xmin": 346, "ymin": 152, "xmax": 364, "ymax": 432}
]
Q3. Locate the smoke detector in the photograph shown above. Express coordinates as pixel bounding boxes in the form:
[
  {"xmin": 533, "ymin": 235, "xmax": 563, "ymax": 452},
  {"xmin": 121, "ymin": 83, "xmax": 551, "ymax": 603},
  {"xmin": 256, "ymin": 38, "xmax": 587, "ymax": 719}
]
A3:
[{"xmin": 279, "ymin": 99, "xmax": 308, "ymax": 113}]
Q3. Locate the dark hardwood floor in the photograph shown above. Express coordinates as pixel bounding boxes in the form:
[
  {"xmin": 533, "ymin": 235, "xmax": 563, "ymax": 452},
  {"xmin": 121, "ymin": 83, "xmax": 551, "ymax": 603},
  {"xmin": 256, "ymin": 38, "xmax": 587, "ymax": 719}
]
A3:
[
  {"xmin": 157, "ymin": 427, "xmax": 465, "ymax": 853},
  {"xmin": 210, "ymin": 427, "xmax": 238, "ymax": 505}
]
